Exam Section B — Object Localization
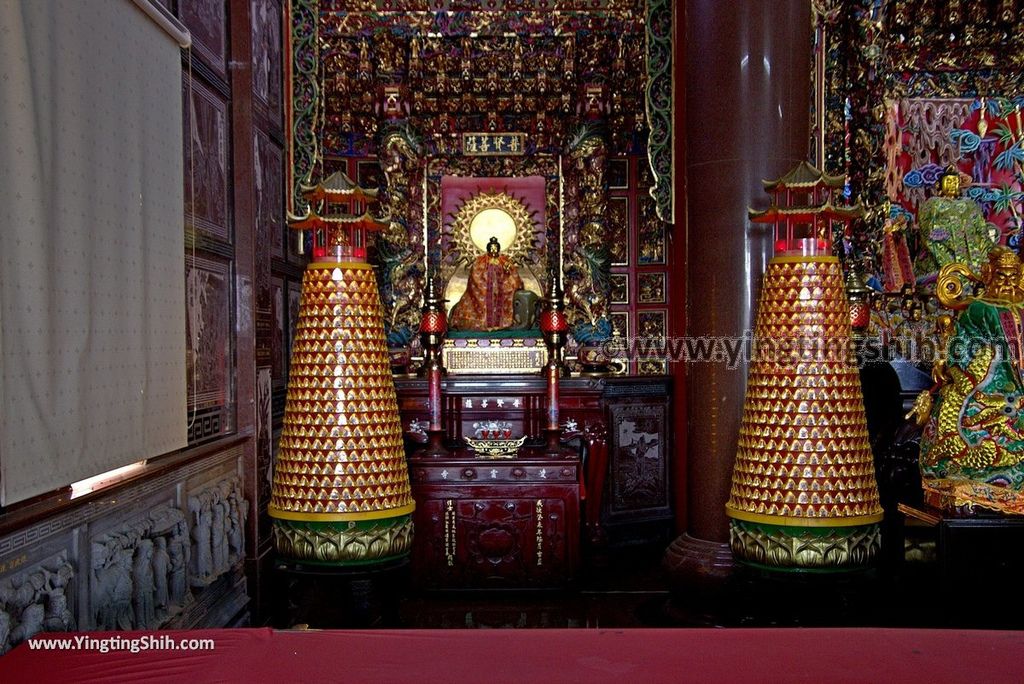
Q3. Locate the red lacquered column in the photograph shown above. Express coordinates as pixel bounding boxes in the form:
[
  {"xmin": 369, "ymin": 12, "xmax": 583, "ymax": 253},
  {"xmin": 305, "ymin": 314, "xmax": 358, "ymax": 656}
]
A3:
[{"xmin": 664, "ymin": 0, "xmax": 812, "ymax": 597}]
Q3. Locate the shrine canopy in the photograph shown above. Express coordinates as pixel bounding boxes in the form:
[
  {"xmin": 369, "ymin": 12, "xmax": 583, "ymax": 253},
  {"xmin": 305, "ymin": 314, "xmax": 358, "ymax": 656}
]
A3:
[
  {"xmin": 750, "ymin": 162, "xmax": 862, "ymax": 257},
  {"xmin": 292, "ymin": 171, "xmax": 386, "ymax": 262}
]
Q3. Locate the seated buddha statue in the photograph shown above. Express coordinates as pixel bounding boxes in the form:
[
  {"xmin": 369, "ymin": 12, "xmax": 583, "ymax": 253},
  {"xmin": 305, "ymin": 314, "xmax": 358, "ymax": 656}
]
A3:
[
  {"xmin": 911, "ymin": 246, "xmax": 1024, "ymax": 513},
  {"xmin": 449, "ymin": 237, "xmax": 526, "ymax": 332}
]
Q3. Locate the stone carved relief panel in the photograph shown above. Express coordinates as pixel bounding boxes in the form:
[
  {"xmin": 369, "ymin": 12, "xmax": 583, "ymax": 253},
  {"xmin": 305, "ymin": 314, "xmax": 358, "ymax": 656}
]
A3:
[
  {"xmin": 0, "ymin": 551, "xmax": 75, "ymax": 654},
  {"xmin": 187, "ymin": 476, "xmax": 248, "ymax": 588},
  {"xmin": 183, "ymin": 76, "xmax": 231, "ymax": 242},
  {"xmin": 0, "ymin": 446, "xmax": 249, "ymax": 641},
  {"xmin": 89, "ymin": 505, "xmax": 191, "ymax": 632}
]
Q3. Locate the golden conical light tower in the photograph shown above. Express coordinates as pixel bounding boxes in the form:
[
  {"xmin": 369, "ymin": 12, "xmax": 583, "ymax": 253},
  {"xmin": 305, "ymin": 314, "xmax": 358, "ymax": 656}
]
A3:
[
  {"xmin": 725, "ymin": 163, "xmax": 883, "ymax": 571},
  {"xmin": 269, "ymin": 175, "xmax": 414, "ymax": 565}
]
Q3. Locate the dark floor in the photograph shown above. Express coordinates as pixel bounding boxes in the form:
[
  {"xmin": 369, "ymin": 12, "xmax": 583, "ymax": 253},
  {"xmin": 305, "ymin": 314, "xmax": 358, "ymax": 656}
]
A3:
[{"xmin": 269, "ymin": 537, "xmax": 1024, "ymax": 631}]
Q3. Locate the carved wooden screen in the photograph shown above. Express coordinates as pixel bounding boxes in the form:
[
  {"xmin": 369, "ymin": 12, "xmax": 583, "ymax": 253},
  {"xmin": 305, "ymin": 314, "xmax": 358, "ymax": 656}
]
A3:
[
  {"xmin": 815, "ymin": 1, "xmax": 1024, "ymax": 303},
  {"xmin": 289, "ymin": 1, "xmax": 675, "ymax": 374}
]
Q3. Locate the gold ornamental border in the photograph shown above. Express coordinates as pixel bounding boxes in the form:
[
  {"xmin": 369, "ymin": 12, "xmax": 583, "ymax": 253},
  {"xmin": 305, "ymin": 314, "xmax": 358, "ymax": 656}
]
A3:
[
  {"xmin": 725, "ymin": 506, "xmax": 883, "ymax": 528},
  {"xmin": 769, "ymin": 255, "xmax": 841, "ymax": 264},
  {"xmin": 305, "ymin": 261, "xmax": 374, "ymax": 270},
  {"xmin": 450, "ymin": 189, "xmax": 537, "ymax": 265},
  {"xmin": 269, "ymin": 502, "xmax": 416, "ymax": 522}
]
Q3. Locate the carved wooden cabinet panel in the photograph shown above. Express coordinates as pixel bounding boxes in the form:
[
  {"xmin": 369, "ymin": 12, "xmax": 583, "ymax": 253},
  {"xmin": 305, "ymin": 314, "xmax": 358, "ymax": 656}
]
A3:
[
  {"xmin": 604, "ymin": 399, "xmax": 672, "ymax": 537},
  {"xmin": 409, "ymin": 452, "xmax": 580, "ymax": 589}
]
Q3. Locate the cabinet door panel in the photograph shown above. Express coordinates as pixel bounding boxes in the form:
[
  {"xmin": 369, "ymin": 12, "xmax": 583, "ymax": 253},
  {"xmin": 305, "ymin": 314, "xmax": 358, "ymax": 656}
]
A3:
[
  {"xmin": 606, "ymin": 400, "xmax": 671, "ymax": 519},
  {"xmin": 411, "ymin": 490, "xmax": 574, "ymax": 588}
]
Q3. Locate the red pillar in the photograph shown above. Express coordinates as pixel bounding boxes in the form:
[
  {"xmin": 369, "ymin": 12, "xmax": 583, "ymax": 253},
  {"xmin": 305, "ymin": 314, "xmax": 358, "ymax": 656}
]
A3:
[{"xmin": 665, "ymin": 0, "xmax": 812, "ymax": 595}]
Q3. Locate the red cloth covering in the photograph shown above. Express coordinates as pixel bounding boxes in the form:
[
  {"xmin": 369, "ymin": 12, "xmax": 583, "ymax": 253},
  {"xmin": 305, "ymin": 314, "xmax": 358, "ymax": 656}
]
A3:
[{"xmin": 2, "ymin": 627, "xmax": 1023, "ymax": 683}]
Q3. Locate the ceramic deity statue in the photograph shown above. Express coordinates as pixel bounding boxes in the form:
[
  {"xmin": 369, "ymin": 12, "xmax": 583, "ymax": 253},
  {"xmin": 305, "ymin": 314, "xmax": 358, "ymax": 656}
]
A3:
[
  {"xmin": 911, "ymin": 246, "xmax": 1024, "ymax": 513},
  {"xmin": 915, "ymin": 165, "xmax": 994, "ymax": 281}
]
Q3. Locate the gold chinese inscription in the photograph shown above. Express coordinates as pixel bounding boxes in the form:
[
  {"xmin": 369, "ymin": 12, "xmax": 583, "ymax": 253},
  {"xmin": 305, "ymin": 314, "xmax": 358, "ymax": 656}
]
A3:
[
  {"xmin": 462, "ymin": 132, "xmax": 526, "ymax": 156},
  {"xmin": 535, "ymin": 499, "xmax": 544, "ymax": 567},
  {"xmin": 444, "ymin": 499, "xmax": 456, "ymax": 567}
]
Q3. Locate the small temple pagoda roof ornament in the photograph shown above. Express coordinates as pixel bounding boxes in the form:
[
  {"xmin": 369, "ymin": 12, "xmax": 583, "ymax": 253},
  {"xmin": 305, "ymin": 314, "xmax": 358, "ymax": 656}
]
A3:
[
  {"xmin": 290, "ymin": 171, "xmax": 387, "ymax": 261},
  {"xmin": 761, "ymin": 160, "xmax": 846, "ymax": 191},
  {"xmin": 750, "ymin": 161, "xmax": 864, "ymax": 257},
  {"xmin": 301, "ymin": 169, "xmax": 380, "ymax": 204}
]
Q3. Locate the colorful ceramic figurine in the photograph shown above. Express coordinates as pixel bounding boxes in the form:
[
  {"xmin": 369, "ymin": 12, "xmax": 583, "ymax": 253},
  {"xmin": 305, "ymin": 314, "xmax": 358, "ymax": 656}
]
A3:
[
  {"xmin": 916, "ymin": 164, "xmax": 993, "ymax": 279},
  {"xmin": 881, "ymin": 205, "xmax": 915, "ymax": 292},
  {"xmin": 911, "ymin": 246, "xmax": 1024, "ymax": 514}
]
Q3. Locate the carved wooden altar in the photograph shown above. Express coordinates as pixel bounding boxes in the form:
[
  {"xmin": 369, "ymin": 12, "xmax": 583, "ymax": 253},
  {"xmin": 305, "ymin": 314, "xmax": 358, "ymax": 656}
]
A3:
[
  {"xmin": 397, "ymin": 373, "xmax": 674, "ymax": 571},
  {"xmin": 282, "ymin": 1, "xmax": 678, "ymax": 588}
]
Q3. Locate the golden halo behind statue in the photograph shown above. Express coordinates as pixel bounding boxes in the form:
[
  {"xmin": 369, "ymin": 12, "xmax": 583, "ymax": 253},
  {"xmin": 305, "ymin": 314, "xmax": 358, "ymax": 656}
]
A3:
[
  {"xmin": 449, "ymin": 190, "xmax": 536, "ymax": 265},
  {"xmin": 470, "ymin": 208, "xmax": 518, "ymax": 252}
]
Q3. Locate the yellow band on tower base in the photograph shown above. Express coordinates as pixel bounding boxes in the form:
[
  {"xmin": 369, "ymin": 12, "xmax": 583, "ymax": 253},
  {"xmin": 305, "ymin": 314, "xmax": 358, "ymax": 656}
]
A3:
[
  {"xmin": 268, "ymin": 501, "xmax": 416, "ymax": 522},
  {"xmin": 726, "ymin": 506, "xmax": 883, "ymax": 528}
]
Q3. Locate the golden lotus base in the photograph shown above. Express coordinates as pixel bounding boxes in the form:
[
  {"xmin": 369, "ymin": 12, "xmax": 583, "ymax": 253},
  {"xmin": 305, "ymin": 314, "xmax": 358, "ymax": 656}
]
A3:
[
  {"xmin": 728, "ymin": 519, "xmax": 880, "ymax": 572},
  {"xmin": 272, "ymin": 515, "xmax": 414, "ymax": 566}
]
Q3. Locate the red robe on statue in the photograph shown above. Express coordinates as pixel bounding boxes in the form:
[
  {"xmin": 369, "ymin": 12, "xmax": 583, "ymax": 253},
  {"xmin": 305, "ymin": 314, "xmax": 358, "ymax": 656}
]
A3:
[{"xmin": 450, "ymin": 253, "xmax": 524, "ymax": 331}]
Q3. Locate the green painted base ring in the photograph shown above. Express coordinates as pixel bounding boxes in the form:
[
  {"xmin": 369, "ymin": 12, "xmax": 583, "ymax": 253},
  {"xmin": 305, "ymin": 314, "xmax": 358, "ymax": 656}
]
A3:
[
  {"xmin": 272, "ymin": 514, "xmax": 413, "ymax": 567},
  {"xmin": 729, "ymin": 519, "xmax": 880, "ymax": 573}
]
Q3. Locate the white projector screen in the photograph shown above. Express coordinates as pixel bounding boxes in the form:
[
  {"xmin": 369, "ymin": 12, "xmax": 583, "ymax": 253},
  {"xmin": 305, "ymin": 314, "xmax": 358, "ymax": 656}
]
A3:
[{"xmin": 0, "ymin": 0, "xmax": 188, "ymax": 505}]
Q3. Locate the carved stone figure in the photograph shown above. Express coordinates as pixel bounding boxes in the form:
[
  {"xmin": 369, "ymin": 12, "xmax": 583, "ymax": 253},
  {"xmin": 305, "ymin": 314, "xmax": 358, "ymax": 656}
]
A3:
[
  {"xmin": 0, "ymin": 608, "xmax": 11, "ymax": 654},
  {"xmin": 211, "ymin": 495, "xmax": 228, "ymax": 577},
  {"xmin": 10, "ymin": 603, "xmax": 44, "ymax": 645},
  {"xmin": 132, "ymin": 540, "xmax": 156, "ymax": 629},
  {"xmin": 190, "ymin": 495, "xmax": 213, "ymax": 586},
  {"xmin": 91, "ymin": 542, "xmax": 116, "ymax": 630},
  {"xmin": 151, "ymin": 537, "xmax": 170, "ymax": 621},
  {"xmin": 9, "ymin": 574, "xmax": 35, "ymax": 614},
  {"xmin": 43, "ymin": 589, "xmax": 74, "ymax": 632},
  {"xmin": 228, "ymin": 491, "xmax": 245, "ymax": 561},
  {"xmin": 112, "ymin": 548, "xmax": 134, "ymax": 630},
  {"xmin": 168, "ymin": 538, "xmax": 188, "ymax": 609}
]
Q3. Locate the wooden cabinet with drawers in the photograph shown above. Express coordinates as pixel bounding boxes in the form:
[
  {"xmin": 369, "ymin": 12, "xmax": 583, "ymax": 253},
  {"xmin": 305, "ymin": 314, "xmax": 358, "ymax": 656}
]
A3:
[{"xmin": 408, "ymin": 449, "xmax": 581, "ymax": 589}]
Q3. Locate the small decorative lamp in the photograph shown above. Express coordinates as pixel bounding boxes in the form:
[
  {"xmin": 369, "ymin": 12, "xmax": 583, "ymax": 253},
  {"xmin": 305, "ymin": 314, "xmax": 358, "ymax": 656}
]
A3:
[
  {"xmin": 845, "ymin": 266, "xmax": 873, "ymax": 334},
  {"xmin": 269, "ymin": 171, "xmax": 415, "ymax": 566},
  {"xmin": 419, "ymin": 276, "xmax": 448, "ymax": 457},
  {"xmin": 540, "ymin": 276, "xmax": 570, "ymax": 454},
  {"xmin": 727, "ymin": 162, "xmax": 883, "ymax": 571}
]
